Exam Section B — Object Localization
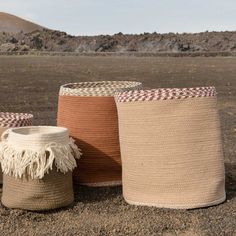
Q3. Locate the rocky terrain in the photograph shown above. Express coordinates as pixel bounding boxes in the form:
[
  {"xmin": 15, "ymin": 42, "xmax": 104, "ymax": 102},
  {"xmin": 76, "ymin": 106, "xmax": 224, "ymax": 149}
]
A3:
[
  {"xmin": 0, "ymin": 13, "xmax": 236, "ymax": 54},
  {"xmin": 0, "ymin": 30, "xmax": 236, "ymax": 54}
]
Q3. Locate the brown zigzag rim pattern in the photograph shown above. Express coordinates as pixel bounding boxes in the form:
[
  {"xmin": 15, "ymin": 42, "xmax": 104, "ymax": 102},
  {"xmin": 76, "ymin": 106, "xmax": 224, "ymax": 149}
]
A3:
[
  {"xmin": 115, "ymin": 86, "xmax": 216, "ymax": 103},
  {"xmin": 0, "ymin": 112, "xmax": 33, "ymax": 127}
]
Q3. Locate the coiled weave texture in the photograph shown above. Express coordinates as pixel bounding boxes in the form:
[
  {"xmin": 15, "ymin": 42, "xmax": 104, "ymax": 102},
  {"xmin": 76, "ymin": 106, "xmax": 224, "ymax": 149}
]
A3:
[
  {"xmin": 0, "ymin": 126, "xmax": 82, "ymax": 210},
  {"xmin": 58, "ymin": 81, "xmax": 142, "ymax": 186},
  {"xmin": 115, "ymin": 87, "xmax": 225, "ymax": 209},
  {"xmin": 0, "ymin": 112, "xmax": 33, "ymax": 184},
  {"xmin": 60, "ymin": 81, "xmax": 142, "ymax": 96},
  {"xmin": 0, "ymin": 112, "xmax": 33, "ymax": 127}
]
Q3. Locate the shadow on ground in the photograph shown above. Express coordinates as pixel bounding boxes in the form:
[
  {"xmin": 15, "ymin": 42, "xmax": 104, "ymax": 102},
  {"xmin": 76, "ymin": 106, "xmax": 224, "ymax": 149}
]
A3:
[{"xmin": 225, "ymin": 163, "xmax": 236, "ymax": 200}]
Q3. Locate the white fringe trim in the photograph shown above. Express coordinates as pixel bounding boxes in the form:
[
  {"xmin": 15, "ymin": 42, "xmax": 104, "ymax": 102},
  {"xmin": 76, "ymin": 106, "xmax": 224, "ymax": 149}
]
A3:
[{"xmin": 0, "ymin": 137, "xmax": 82, "ymax": 179}]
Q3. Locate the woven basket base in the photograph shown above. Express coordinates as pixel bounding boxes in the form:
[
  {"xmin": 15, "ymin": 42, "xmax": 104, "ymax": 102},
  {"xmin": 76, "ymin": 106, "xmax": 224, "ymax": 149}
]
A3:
[
  {"xmin": 124, "ymin": 194, "xmax": 226, "ymax": 209},
  {"xmin": 78, "ymin": 180, "xmax": 122, "ymax": 187},
  {"xmin": 2, "ymin": 170, "xmax": 74, "ymax": 211}
]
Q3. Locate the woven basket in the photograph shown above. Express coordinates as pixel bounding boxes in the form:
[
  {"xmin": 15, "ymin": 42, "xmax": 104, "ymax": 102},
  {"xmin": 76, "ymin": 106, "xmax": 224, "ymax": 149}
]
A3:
[
  {"xmin": 0, "ymin": 126, "xmax": 81, "ymax": 211},
  {"xmin": 57, "ymin": 81, "xmax": 142, "ymax": 186},
  {"xmin": 0, "ymin": 112, "xmax": 33, "ymax": 184},
  {"xmin": 115, "ymin": 87, "xmax": 226, "ymax": 209}
]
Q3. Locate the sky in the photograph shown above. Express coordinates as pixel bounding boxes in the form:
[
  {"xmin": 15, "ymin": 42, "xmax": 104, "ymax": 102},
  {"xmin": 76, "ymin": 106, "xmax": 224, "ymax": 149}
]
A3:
[{"xmin": 0, "ymin": 0, "xmax": 236, "ymax": 36}]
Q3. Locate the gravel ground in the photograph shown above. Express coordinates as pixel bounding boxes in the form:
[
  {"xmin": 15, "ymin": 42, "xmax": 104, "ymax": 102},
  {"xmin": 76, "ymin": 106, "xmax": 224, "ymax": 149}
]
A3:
[{"xmin": 0, "ymin": 56, "xmax": 236, "ymax": 236}]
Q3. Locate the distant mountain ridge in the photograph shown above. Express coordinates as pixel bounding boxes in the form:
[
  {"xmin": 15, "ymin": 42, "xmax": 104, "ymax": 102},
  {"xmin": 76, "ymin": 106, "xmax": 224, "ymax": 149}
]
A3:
[
  {"xmin": 0, "ymin": 12, "xmax": 44, "ymax": 33},
  {"xmin": 0, "ymin": 12, "xmax": 236, "ymax": 54}
]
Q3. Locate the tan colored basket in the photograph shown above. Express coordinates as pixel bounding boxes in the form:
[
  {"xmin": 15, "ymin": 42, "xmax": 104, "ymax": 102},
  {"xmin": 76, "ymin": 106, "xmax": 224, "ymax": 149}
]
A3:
[
  {"xmin": 115, "ymin": 87, "xmax": 226, "ymax": 209},
  {"xmin": 2, "ymin": 168, "xmax": 73, "ymax": 211},
  {"xmin": 0, "ymin": 112, "xmax": 33, "ymax": 184},
  {"xmin": 57, "ymin": 81, "xmax": 142, "ymax": 186},
  {"xmin": 0, "ymin": 126, "xmax": 81, "ymax": 211}
]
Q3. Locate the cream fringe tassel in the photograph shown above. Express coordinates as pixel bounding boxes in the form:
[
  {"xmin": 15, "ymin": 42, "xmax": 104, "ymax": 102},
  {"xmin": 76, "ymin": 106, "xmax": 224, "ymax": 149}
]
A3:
[{"xmin": 0, "ymin": 138, "xmax": 82, "ymax": 179}]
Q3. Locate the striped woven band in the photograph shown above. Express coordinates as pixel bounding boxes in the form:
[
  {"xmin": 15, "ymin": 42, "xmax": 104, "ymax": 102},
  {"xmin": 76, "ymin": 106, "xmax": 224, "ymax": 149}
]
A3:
[
  {"xmin": 115, "ymin": 86, "xmax": 216, "ymax": 102},
  {"xmin": 0, "ymin": 112, "xmax": 33, "ymax": 128},
  {"xmin": 59, "ymin": 81, "xmax": 142, "ymax": 97}
]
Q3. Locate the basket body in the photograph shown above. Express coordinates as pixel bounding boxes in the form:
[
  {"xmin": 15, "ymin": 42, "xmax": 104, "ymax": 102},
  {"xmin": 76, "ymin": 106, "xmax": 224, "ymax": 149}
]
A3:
[
  {"xmin": 0, "ymin": 126, "xmax": 81, "ymax": 210},
  {"xmin": 2, "ymin": 169, "xmax": 73, "ymax": 211},
  {"xmin": 115, "ymin": 87, "xmax": 225, "ymax": 209},
  {"xmin": 0, "ymin": 113, "xmax": 33, "ymax": 184},
  {"xmin": 58, "ymin": 96, "xmax": 121, "ymax": 185},
  {"xmin": 57, "ymin": 81, "xmax": 142, "ymax": 186}
]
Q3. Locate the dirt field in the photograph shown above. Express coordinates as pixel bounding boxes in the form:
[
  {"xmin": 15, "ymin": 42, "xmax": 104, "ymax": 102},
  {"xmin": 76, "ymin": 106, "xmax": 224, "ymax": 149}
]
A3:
[{"xmin": 0, "ymin": 55, "xmax": 236, "ymax": 235}]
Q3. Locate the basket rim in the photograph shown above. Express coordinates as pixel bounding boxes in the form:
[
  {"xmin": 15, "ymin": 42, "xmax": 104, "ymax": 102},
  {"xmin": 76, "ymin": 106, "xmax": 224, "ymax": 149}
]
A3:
[
  {"xmin": 7, "ymin": 126, "xmax": 68, "ymax": 138},
  {"xmin": 59, "ymin": 81, "xmax": 142, "ymax": 97},
  {"xmin": 0, "ymin": 112, "xmax": 33, "ymax": 127},
  {"xmin": 61, "ymin": 81, "xmax": 142, "ymax": 88},
  {"xmin": 115, "ymin": 86, "xmax": 216, "ymax": 102},
  {"xmin": 0, "ymin": 112, "xmax": 33, "ymax": 120}
]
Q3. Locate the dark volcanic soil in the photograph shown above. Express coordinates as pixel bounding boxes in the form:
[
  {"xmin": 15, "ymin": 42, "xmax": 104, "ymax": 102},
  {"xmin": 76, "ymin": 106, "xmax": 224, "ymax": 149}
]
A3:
[
  {"xmin": 0, "ymin": 56, "xmax": 236, "ymax": 235},
  {"xmin": 0, "ymin": 30, "xmax": 236, "ymax": 54}
]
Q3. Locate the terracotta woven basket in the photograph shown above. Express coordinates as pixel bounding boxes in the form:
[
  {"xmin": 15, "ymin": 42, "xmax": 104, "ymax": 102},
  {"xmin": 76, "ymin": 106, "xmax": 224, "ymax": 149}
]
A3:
[
  {"xmin": 57, "ymin": 81, "xmax": 142, "ymax": 186},
  {"xmin": 0, "ymin": 126, "xmax": 81, "ymax": 211},
  {"xmin": 115, "ymin": 87, "xmax": 226, "ymax": 209},
  {"xmin": 0, "ymin": 112, "xmax": 33, "ymax": 184}
]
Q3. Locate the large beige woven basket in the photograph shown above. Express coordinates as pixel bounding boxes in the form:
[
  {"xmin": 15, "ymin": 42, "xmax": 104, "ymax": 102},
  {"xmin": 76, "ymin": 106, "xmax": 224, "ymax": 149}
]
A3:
[
  {"xmin": 115, "ymin": 87, "xmax": 226, "ymax": 209},
  {"xmin": 57, "ymin": 81, "xmax": 142, "ymax": 186},
  {"xmin": 0, "ymin": 126, "xmax": 81, "ymax": 211},
  {"xmin": 0, "ymin": 112, "xmax": 33, "ymax": 184}
]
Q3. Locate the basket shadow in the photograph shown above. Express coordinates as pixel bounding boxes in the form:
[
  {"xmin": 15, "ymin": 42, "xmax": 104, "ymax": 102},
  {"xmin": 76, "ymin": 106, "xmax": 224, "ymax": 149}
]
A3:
[
  {"xmin": 225, "ymin": 162, "xmax": 236, "ymax": 200},
  {"xmin": 72, "ymin": 139, "xmax": 122, "ymax": 203},
  {"xmin": 73, "ymin": 184, "xmax": 122, "ymax": 204}
]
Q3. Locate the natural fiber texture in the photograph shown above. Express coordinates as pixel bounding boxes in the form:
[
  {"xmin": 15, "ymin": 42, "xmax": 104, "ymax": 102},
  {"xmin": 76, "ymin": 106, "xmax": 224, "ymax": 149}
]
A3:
[
  {"xmin": 0, "ymin": 126, "xmax": 81, "ymax": 210},
  {"xmin": 0, "ymin": 112, "xmax": 33, "ymax": 184},
  {"xmin": 0, "ymin": 112, "xmax": 33, "ymax": 127},
  {"xmin": 60, "ymin": 81, "xmax": 142, "ymax": 96},
  {"xmin": 0, "ymin": 127, "xmax": 8, "ymax": 184},
  {"xmin": 0, "ymin": 126, "xmax": 81, "ymax": 179},
  {"xmin": 2, "ymin": 168, "xmax": 74, "ymax": 211},
  {"xmin": 115, "ymin": 87, "xmax": 225, "ymax": 209},
  {"xmin": 116, "ymin": 86, "xmax": 216, "ymax": 102},
  {"xmin": 57, "ymin": 81, "xmax": 142, "ymax": 186}
]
